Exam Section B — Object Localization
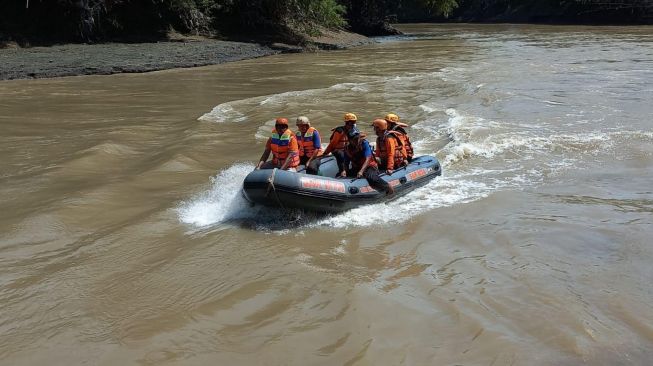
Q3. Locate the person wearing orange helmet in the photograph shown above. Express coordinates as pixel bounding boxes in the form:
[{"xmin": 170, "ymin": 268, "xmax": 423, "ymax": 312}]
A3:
[
  {"xmin": 323, "ymin": 112, "xmax": 358, "ymax": 174},
  {"xmin": 384, "ymin": 113, "xmax": 414, "ymax": 162},
  {"xmin": 372, "ymin": 118, "xmax": 407, "ymax": 175},
  {"xmin": 342, "ymin": 127, "xmax": 393, "ymax": 195},
  {"xmin": 295, "ymin": 116, "xmax": 322, "ymax": 175},
  {"xmin": 256, "ymin": 117, "xmax": 300, "ymax": 171}
]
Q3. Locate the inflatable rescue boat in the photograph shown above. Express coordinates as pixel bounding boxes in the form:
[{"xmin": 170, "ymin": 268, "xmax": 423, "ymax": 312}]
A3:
[{"xmin": 242, "ymin": 155, "xmax": 442, "ymax": 213}]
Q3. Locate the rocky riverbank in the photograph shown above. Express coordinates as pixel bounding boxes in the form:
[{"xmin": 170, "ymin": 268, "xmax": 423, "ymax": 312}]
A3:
[{"xmin": 0, "ymin": 30, "xmax": 375, "ymax": 81}]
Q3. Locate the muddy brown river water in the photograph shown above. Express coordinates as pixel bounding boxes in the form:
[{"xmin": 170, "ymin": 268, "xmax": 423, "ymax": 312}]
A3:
[{"xmin": 1, "ymin": 24, "xmax": 653, "ymax": 365}]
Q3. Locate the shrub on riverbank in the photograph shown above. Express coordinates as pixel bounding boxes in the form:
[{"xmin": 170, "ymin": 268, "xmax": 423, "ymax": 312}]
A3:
[
  {"xmin": 0, "ymin": 0, "xmax": 456, "ymax": 46},
  {"xmin": 449, "ymin": 0, "xmax": 653, "ymax": 24},
  {"xmin": 1, "ymin": 0, "xmax": 650, "ymax": 47},
  {"xmin": 0, "ymin": 0, "xmax": 350, "ymax": 45}
]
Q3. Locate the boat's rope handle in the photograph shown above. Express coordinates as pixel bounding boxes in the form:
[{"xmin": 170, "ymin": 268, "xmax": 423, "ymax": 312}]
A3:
[
  {"xmin": 379, "ymin": 164, "xmax": 408, "ymax": 178},
  {"xmin": 265, "ymin": 169, "xmax": 274, "ymax": 196},
  {"xmin": 265, "ymin": 168, "xmax": 285, "ymax": 209}
]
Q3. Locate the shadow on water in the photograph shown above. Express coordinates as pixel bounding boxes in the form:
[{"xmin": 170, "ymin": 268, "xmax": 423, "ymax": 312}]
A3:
[
  {"xmin": 185, "ymin": 206, "xmax": 336, "ymax": 234},
  {"xmin": 233, "ymin": 208, "xmax": 333, "ymax": 232}
]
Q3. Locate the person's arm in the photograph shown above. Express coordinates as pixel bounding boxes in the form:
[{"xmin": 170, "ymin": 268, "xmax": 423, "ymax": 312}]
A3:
[
  {"xmin": 323, "ymin": 145, "xmax": 332, "ymax": 156},
  {"xmin": 357, "ymin": 157, "xmax": 371, "ymax": 178},
  {"xmin": 307, "ymin": 130, "xmax": 323, "ymax": 164},
  {"xmin": 257, "ymin": 139, "xmax": 272, "ymax": 169},
  {"xmin": 386, "ymin": 137, "xmax": 396, "ymax": 173},
  {"xmin": 280, "ymin": 135, "xmax": 299, "ymax": 170},
  {"xmin": 306, "ymin": 151, "xmax": 320, "ymax": 165},
  {"xmin": 323, "ymin": 130, "xmax": 340, "ymax": 156},
  {"xmin": 340, "ymin": 149, "xmax": 350, "ymax": 177},
  {"xmin": 281, "ymin": 152, "xmax": 298, "ymax": 170},
  {"xmin": 357, "ymin": 140, "xmax": 373, "ymax": 178}
]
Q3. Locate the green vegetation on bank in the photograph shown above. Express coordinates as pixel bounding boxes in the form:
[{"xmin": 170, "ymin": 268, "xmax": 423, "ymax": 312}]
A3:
[
  {"xmin": 1, "ymin": 0, "xmax": 651, "ymax": 46},
  {"xmin": 450, "ymin": 0, "xmax": 653, "ymax": 24},
  {"xmin": 0, "ymin": 0, "xmax": 456, "ymax": 45}
]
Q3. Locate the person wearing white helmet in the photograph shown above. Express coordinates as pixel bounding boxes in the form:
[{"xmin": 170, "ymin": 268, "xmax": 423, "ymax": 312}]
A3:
[{"xmin": 295, "ymin": 116, "xmax": 322, "ymax": 175}]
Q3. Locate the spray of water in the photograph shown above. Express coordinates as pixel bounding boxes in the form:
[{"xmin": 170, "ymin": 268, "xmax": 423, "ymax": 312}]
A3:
[
  {"xmin": 182, "ymin": 78, "xmax": 653, "ymax": 230},
  {"xmin": 177, "ymin": 163, "xmax": 258, "ymax": 227}
]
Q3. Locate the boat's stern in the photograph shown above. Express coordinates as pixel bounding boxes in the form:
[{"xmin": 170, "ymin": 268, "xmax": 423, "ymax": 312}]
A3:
[
  {"xmin": 242, "ymin": 168, "xmax": 353, "ymax": 212},
  {"xmin": 241, "ymin": 168, "xmax": 276, "ymax": 205}
]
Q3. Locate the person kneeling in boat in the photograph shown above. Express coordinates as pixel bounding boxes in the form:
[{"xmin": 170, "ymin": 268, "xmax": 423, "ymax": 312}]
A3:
[
  {"xmin": 323, "ymin": 112, "xmax": 358, "ymax": 175},
  {"xmin": 295, "ymin": 116, "xmax": 322, "ymax": 175},
  {"xmin": 256, "ymin": 117, "xmax": 300, "ymax": 171},
  {"xmin": 385, "ymin": 113, "xmax": 414, "ymax": 162},
  {"xmin": 341, "ymin": 127, "xmax": 394, "ymax": 195},
  {"xmin": 372, "ymin": 118, "xmax": 407, "ymax": 175}
]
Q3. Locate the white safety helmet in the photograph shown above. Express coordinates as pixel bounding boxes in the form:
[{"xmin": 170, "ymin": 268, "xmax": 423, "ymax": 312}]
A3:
[{"xmin": 296, "ymin": 116, "xmax": 310, "ymax": 125}]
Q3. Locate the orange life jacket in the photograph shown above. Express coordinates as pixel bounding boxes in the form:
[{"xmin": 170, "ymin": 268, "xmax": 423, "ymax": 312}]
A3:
[
  {"xmin": 376, "ymin": 131, "xmax": 406, "ymax": 169},
  {"xmin": 270, "ymin": 129, "xmax": 300, "ymax": 168},
  {"xmin": 296, "ymin": 127, "xmax": 319, "ymax": 158},
  {"xmin": 327, "ymin": 126, "xmax": 348, "ymax": 152},
  {"xmin": 392, "ymin": 125, "xmax": 414, "ymax": 160},
  {"xmin": 345, "ymin": 138, "xmax": 377, "ymax": 170}
]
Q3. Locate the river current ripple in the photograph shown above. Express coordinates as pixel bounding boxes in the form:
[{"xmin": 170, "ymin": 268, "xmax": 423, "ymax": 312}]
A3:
[{"xmin": 1, "ymin": 24, "xmax": 652, "ymax": 365}]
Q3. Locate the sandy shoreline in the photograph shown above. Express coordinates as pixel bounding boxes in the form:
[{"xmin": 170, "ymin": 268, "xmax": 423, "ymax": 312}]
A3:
[
  {"xmin": 0, "ymin": 40, "xmax": 279, "ymax": 80},
  {"xmin": 0, "ymin": 31, "xmax": 375, "ymax": 81}
]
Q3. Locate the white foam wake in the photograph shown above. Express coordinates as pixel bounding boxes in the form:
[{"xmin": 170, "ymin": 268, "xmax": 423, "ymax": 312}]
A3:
[
  {"xmin": 198, "ymin": 82, "xmax": 374, "ymax": 124},
  {"xmin": 186, "ymin": 104, "xmax": 653, "ymax": 230},
  {"xmin": 177, "ymin": 164, "xmax": 257, "ymax": 227},
  {"xmin": 177, "ymin": 164, "xmax": 313, "ymax": 231},
  {"xmin": 311, "ymin": 107, "xmax": 648, "ymax": 228},
  {"xmin": 312, "ymin": 175, "xmax": 494, "ymax": 228}
]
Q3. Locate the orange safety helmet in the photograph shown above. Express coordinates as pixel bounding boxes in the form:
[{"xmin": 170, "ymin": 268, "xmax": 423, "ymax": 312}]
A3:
[
  {"xmin": 275, "ymin": 117, "xmax": 289, "ymax": 126},
  {"xmin": 384, "ymin": 113, "xmax": 400, "ymax": 123},
  {"xmin": 372, "ymin": 118, "xmax": 388, "ymax": 130},
  {"xmin": 343, "ymin": 113, "xmax": 357, "ymax": 122}
]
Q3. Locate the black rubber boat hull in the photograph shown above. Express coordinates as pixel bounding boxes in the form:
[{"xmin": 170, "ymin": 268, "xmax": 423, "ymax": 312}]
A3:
[{"xmin": 242, "ymin": 156, "xmax": 442, "ymax": 213}]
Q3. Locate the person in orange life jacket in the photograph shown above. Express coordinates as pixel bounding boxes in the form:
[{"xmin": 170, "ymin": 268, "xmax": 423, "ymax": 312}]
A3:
[
  {"xmin": 295, "ymin": 116, "xmax": 322, "ymax": 175},
  {"xmin": 372, "ymin": 118, "xmax": 407, "ymax": 175},
  {"xmin": 341, "ymin": 127, "xmax": 394, "ymax": 195},
  {"xmin": 384, "ymin": 113, "xmax": 414, "ymax": 162},
  {"xmin": 323, "ymin": 112, "xmax": 358, "ymax": 175},
  {"xmin": 256, "ymin": 117, "xmax": 300, "ymax": 171}
]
